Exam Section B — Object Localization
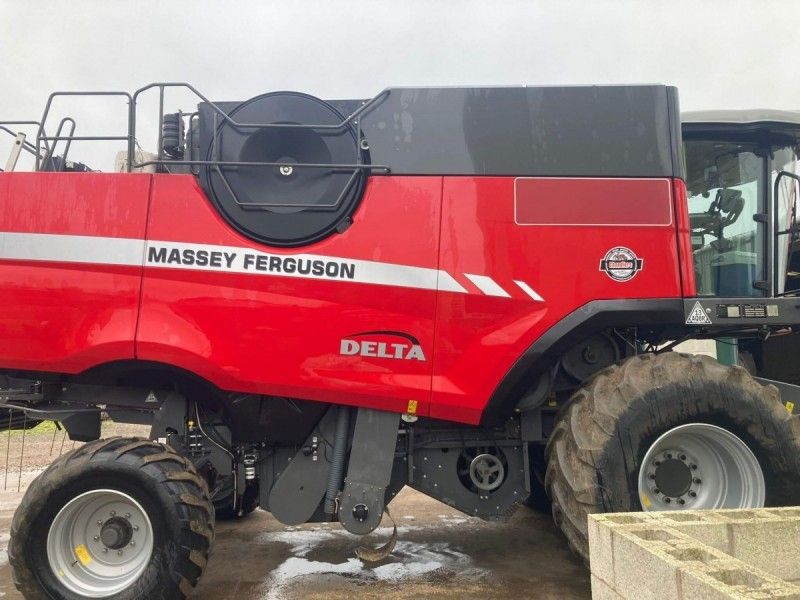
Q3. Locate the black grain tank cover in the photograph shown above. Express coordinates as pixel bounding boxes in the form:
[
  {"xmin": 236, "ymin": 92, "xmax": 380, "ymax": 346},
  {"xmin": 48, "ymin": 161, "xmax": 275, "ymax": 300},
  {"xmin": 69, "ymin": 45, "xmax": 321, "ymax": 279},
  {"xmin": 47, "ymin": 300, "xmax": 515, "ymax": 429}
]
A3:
[
  {"xmin": 355, "ymin": 85, "xmax": 682, "ymax": 177},
  {"xmin": 198, "ymin": 92, "xmax": 367, "ymax": 247},
  {"xmin": 196, "ymin": 85, "xmax": 682, "ymax": 247}
]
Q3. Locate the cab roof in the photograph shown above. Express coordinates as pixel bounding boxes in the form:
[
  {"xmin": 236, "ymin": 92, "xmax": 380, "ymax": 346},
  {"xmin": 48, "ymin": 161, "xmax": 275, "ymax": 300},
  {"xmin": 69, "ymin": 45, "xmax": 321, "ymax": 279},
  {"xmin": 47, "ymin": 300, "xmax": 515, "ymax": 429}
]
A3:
[{"xmin": 682, "ymin": 109, "xmax": 800, "ymax": 127}]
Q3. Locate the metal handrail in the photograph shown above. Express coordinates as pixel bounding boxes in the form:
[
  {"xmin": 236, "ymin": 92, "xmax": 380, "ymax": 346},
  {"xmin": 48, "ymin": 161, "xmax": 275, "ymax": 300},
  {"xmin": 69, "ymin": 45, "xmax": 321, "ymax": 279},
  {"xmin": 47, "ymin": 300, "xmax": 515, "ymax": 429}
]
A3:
[
  {"xmin": 127, "ymin": 82, "xmax": 389, "ymax": 173},
  {"xmin": 26, "ymin": 82, "xmax": 391, "ymax": 175},
  {"xmin": 36, "ymin": 91, "xmax": 133, "ymax": 171},
  {"xmin": 0, "ymin": 125, "xmax": 41, "ymax": 157},
  {"xmin": 1, "ymin": 121, "xmax": 44, "ymax": 156},
  {"xmin": 40, "ymin": 118, "xmax": 77, "ymax": 166},
  {"xmin": 773, "ymin": 170, "xmax": 800, "ymax": 297}
]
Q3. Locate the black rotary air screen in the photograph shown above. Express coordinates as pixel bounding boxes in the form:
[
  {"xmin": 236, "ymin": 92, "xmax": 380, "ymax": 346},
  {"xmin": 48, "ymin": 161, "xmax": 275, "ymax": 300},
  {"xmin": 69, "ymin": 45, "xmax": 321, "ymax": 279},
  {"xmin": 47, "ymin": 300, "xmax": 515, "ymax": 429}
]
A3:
[{"xmin": 200, "ymin": 92, "xmax": 367, "ymax": 247}]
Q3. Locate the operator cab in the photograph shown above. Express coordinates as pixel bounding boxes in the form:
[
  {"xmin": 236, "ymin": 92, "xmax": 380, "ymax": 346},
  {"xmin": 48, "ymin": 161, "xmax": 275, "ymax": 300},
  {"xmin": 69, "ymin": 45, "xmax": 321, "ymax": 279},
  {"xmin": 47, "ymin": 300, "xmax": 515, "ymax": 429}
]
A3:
[
  {"xmin": 683, "ymin": 110, "xmax": 800, "ymax": 381},
  {"xmin": 682, "ymin": 110, "xmax": 800, "ymax": 298}
]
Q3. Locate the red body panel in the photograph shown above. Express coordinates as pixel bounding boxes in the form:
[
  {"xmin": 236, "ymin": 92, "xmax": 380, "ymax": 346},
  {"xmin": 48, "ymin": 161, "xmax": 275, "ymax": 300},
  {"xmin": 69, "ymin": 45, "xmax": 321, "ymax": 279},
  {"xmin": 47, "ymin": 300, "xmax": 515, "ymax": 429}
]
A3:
[
  {"xmin": 432, "ymin": 177, "xmax": 682, "ymax": 422},
  {"xmin": 673, "ymin": 179, "xmax": 698, "ymax": 297},
  {"xmin": 0, "ymin": 172, "xmax": 685, "ymax": 424},
  {"xmin": 0, "ymin": 173, "xmax": 150, "ymax": 371},
  {"xmin": 136, "ymin": 175, "xmax": 441, "ymax": 416}
]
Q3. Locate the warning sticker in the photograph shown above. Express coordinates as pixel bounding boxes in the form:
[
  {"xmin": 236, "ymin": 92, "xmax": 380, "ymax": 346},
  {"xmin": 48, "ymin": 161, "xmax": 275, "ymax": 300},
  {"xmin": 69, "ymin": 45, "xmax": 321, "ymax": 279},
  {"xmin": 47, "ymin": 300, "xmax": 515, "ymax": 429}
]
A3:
[
  {"xmin": 74, "ymin": 544, "xmax": 92, "ymax": 566},
  {"xmin": 686, "ymin": 301, "xmax": 712, "ymax": 325}
]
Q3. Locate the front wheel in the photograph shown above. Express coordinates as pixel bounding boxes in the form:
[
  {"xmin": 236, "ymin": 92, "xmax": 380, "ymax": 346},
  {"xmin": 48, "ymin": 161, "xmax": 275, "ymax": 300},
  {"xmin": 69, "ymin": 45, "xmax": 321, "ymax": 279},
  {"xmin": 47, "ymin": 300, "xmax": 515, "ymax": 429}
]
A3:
[
  {"xmin": 545, "ymin": 352, "xmax": 800, "ymax": 562},
  {"xmin": 9, "ymin": 437, "xmax": 214, "ymax": 599}
]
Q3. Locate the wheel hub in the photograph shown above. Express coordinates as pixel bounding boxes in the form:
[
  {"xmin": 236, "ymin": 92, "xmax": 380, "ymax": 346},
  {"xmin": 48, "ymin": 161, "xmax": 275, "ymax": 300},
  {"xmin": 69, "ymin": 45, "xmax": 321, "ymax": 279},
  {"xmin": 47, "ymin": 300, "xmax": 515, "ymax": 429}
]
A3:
[
  {"xmin": 644, "ymin": 449, "xmax": 702, "ymax": 506},
  {"xmin": 653, "ymin": 457, "xmax": 693, "ymax": 498},
  {"xmin": 99, "ymin": 516, "xmax": 134, "ymax": 550}
]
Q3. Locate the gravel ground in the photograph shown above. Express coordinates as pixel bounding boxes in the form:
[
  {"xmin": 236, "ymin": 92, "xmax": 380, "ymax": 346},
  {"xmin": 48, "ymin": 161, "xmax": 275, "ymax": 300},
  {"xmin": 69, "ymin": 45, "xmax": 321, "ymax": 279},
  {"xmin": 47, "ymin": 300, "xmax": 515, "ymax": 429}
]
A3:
[{"xmin": 0, "ymin": 423, "xmax": 590, "ymax": 599}]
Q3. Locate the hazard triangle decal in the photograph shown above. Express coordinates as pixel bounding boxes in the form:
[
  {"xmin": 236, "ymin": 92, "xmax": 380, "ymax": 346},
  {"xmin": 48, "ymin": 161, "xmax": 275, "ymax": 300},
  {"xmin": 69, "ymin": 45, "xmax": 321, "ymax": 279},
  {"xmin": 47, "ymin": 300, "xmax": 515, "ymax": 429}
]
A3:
[{"xmin": 686, "ymin": 301, "xmax": 712, "ymax": 325}]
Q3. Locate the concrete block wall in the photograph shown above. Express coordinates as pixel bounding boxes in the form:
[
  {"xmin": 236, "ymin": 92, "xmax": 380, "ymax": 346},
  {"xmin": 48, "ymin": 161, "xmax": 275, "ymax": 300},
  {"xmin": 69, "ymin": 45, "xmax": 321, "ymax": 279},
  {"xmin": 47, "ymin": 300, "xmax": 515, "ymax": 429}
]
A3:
[{"xmin": 589, "ymin": 508, "xmax": 800, "ymax": 599}]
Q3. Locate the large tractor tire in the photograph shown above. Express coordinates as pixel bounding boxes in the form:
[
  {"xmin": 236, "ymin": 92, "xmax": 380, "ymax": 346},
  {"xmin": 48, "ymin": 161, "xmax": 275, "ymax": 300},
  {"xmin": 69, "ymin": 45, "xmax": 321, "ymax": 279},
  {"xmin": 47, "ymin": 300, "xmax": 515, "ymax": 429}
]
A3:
[
  {"xmin": 545, "ymin": 352, "xmax": 800, "ymax": 562},
  {"xmin": 9, "ymin": 437, "xmax": 214, "ymax": 599}
]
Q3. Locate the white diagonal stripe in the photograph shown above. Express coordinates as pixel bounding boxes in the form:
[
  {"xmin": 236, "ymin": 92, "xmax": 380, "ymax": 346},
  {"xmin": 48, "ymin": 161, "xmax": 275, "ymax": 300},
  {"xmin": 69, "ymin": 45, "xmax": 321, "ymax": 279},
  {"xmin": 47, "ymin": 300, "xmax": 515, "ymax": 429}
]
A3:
[
  {"xmin": 515, "ymin": 280, "xmax": 545, "ymax": 302},
  {"xmin": 464, "ymin": 273, "xmax": 510, "ymax": 297},
  {"xmin": 437, "ymin": 271, "xmax": 468, "ymax": 294}
]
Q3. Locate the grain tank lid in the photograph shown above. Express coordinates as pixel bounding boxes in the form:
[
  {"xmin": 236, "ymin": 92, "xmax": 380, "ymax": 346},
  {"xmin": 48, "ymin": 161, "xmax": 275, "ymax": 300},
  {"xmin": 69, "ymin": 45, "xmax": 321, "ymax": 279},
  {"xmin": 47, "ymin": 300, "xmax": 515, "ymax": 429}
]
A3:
[{"xmin": 355, "ymin": 84, "xmax": 682, "ymax": 178}]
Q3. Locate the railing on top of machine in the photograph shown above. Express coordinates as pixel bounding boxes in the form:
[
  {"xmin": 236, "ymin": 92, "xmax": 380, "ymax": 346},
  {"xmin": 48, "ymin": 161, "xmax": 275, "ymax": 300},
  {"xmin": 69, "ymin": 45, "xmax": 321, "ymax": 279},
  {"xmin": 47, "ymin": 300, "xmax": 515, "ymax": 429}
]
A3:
[
  {"xmin": 0, "ymin": 118, "xmax": 76, "ymax": 171},
  {"xmin": 1, "ymin": 82, "xmax": 392, "ymax": 175}
]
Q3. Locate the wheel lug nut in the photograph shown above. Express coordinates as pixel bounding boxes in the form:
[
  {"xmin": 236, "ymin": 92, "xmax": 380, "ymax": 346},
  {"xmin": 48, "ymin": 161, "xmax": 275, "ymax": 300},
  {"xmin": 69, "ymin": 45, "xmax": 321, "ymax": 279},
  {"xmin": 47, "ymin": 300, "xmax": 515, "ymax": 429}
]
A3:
[
  {"xmin": 649, "ymin": 474, "xmax": 655, "ymax": 480},
  {"xmin": 691, "ymin": 464, "xmax": 697, "ymax": 470},
  {"xmin": 679, "ymin": 499, "xmax": 686, "ymax": 505},
  {"xmin": 689, "ymin": 491, "xmax": 697, "ymax": 498},
  {"xmin": 97, "ymin": 520, "xmax": 103, "ymax": 526},
  {"xmin": 693, "ymin": 478, "xmax": 702, "ymax": 484},
  {"xmin": 666, "ymin": 454, "xmax": 672, "ymax": 459},
  {"xmin": 93, "ymin": 536, "xmax": 99, "ymax": 542},
  {"xmin": 102, "ymin": 547, "xmax": 108, "ymax": 553},
  {"xmin": 125, "ymin": 513, "xmax": 131, "ymax": 518},
  {"xmin": 118, "ymin": 550, "xmax": 123, "ymax": 556},
  {"xmin": 664, "ymin": 497, "xmax": 671, "ymax": 503},
  {"xmin": 130, "ymin": 541, "xmax": 136, "ymax": 547},
  {"xmin": 654, "ymin": 461, "xmax": 661, "ymax": 467},
  {"xmin": 133, "ymin": 525, "xmax": 139, "ymax": 531},
  {"xmin": 680, "ymin": 455, "xmax": 686, "ymax": 461},
  {"xmin": 110, "ymin": 511, "xmax": 116, "ymax": 516},
  {"xmin": 653, "ymin": 488, "xmax": 660, "ymax": 494}
]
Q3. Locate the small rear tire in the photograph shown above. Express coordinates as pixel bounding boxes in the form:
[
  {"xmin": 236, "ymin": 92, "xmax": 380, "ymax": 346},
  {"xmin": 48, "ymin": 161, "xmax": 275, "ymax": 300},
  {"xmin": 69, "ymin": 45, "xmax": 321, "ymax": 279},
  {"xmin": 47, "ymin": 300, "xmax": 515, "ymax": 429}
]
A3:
[
  {"xmin": 545, "ymin": 352, "xmax": 800, "ymax": 562},
  {"xmin": 9, "ymin": 437, "xmax": 214, "ymax": 599}
]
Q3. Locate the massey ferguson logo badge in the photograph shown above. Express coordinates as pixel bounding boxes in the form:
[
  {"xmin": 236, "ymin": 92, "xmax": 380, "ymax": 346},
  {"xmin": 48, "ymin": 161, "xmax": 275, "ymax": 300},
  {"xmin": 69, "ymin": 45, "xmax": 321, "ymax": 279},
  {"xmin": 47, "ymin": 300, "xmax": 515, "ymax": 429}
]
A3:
[
  {"xmin": 340, "ymin": 331, "xmax": 426, "ymax": 361},
  {"xmin": 600, "ymin": 247, "xmax": 643, "ymax": 282}
]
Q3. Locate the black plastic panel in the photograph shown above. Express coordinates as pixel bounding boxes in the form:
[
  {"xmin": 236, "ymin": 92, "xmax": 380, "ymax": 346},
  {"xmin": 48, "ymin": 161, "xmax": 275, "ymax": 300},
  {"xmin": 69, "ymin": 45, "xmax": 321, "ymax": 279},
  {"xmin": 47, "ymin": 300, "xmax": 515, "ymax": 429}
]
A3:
[
  {"xmin": 358, "ymin": 85, "xmax": 681, "ymax": 177},
  {"xmin": 198, "ymin": 85, "xmax": 682, "ymax": 180}
]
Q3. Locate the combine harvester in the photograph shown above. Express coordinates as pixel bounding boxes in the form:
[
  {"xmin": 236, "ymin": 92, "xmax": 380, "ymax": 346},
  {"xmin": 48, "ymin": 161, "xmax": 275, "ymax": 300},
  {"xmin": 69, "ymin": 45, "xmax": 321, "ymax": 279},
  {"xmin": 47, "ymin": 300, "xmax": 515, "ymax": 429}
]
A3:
[{"xmin": 1, "ymin": 83, "xmax": 800, "ymax": 598}]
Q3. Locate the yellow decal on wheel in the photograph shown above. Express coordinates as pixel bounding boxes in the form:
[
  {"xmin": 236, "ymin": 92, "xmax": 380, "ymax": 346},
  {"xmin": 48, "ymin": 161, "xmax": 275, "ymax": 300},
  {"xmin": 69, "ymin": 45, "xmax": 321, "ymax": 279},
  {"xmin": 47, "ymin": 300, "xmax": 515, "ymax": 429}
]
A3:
[
  {"xmin": 787, "ymin": 401, "xmax": 795, "ymax": 414},
  {"xmin": 640, "ymin": 494, "xmax": 652, "ymax": 509},
  {"xmin": 74, "ymin": 544, "xmax": 92, "ymax": 566}
]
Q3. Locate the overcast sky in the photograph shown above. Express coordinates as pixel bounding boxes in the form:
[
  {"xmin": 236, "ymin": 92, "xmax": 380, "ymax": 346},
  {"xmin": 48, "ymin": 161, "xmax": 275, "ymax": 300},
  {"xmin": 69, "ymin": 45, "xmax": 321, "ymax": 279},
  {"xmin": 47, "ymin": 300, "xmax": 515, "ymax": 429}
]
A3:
[{"xmin": 1, "ymin": 0, "xmax": 799, "ymax": 169}]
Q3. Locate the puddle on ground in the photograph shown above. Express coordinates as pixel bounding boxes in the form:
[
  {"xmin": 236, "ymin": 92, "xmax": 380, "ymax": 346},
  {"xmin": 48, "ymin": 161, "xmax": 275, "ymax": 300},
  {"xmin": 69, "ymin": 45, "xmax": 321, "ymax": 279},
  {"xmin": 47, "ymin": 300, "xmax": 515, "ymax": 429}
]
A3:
[{"xmin": 255, "ymin": 527, "xmax": 486, "ymax": 600}]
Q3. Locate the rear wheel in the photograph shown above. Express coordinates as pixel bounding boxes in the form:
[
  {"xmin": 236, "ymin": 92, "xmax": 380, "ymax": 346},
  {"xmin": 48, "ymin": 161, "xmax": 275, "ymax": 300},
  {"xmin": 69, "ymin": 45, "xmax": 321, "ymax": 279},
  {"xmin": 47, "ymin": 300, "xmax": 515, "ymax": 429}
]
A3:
[
  {"xmin": 9, "ymin": 437, "xmax": 214, "ymax": 599},
  {"xmin": 545, "ymin": 352, "xmax": 800, "ymax": 562}
]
